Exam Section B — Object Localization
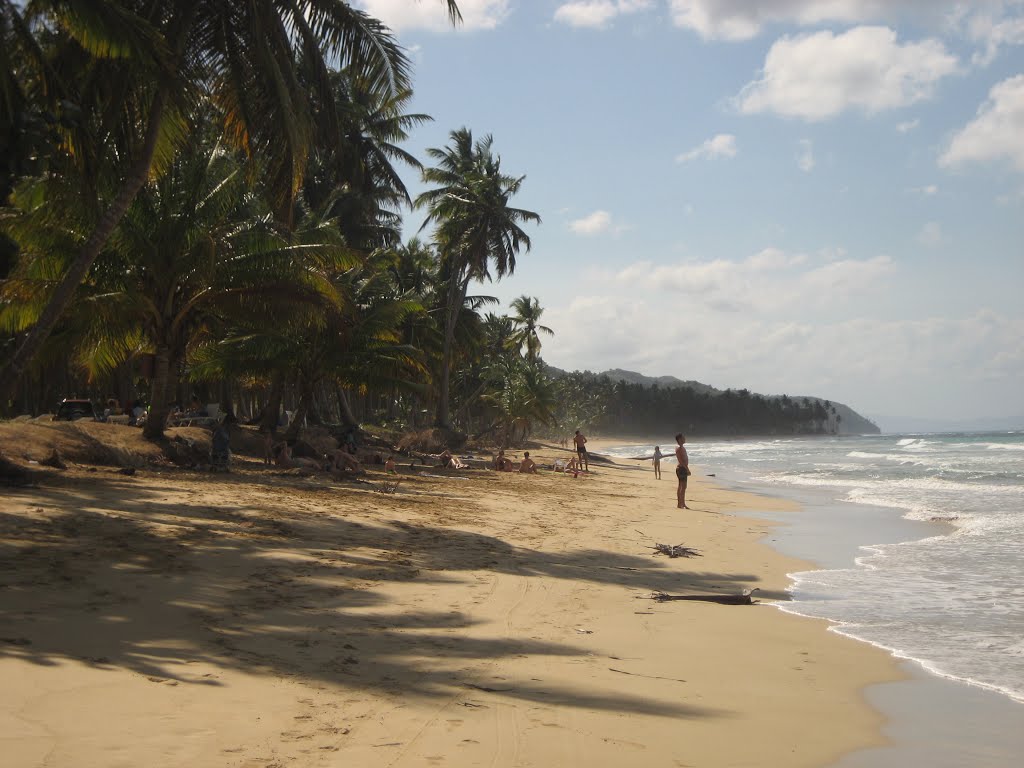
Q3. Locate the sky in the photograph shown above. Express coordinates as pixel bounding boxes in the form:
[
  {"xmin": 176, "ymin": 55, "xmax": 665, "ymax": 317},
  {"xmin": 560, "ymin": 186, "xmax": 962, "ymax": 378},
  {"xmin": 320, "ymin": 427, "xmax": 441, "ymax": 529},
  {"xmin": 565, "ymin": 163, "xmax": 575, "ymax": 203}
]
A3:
[{"xmin": 353, "ymin": 0, "xmax": 1024, "ymax": 432}]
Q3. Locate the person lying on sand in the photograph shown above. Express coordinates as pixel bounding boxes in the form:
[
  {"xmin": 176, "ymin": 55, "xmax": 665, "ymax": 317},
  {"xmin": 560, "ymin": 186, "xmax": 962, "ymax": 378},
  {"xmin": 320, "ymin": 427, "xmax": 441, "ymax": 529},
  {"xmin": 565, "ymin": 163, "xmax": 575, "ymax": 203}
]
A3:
[
  {"xmin": 438, "ymin": 449, "xmax": 469, "ymax": 470},
  {"xmin": 328, "ymin": 445, "xmax": 363, "ymax": 474},
  {"xmin": 274, "ymin": 442, "xmax": 320, "ymax": 470},
  {"xmin": 493, "ymin": 449, "xmax": 514, "ymax": 472},
  {"xmin": 518, "ymin": 452, "xmax": 538, "ymax": 474}
]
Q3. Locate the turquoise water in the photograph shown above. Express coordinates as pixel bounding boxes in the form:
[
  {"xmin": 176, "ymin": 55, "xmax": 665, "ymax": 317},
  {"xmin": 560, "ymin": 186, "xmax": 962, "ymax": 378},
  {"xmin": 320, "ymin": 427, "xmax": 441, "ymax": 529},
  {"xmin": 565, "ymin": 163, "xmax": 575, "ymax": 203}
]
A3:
[{"xmin": 601, "ymin": 432, "xmax": 1024, "ymax": 705}]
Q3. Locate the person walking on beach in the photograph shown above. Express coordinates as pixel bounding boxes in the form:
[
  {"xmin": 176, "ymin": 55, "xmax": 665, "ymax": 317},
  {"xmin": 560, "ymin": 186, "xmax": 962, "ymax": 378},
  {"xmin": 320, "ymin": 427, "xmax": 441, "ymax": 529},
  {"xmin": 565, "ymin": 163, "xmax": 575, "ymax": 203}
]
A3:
[
  {"xmin": 653, "ymin": 445, "xmax": 663, "ymax": 480},
  {"xmin": 573, "ymin": 429, "xmax": 589, "ymax": 471},
  {"xmin": 675, "ymin": 433, "xmax": 690, "ymax": 509}
]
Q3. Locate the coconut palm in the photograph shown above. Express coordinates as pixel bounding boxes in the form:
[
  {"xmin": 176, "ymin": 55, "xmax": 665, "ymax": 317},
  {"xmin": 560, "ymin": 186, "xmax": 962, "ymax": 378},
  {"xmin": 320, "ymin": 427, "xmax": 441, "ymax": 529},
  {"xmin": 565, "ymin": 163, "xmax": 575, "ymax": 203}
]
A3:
[
  {"xmin": 415, "ymin": 128, "xmax": 540, "ymax": 428},
  {"xmin": 3, "ymin": 132, "xmax": 350, "ymax": 437},
  {"xmin": 509, "ymin": 295, "xmax": 553, "ymax": 364},
  {"xmin": 0, "ymin": 0, "xmax": 462, "ymax": 405}
]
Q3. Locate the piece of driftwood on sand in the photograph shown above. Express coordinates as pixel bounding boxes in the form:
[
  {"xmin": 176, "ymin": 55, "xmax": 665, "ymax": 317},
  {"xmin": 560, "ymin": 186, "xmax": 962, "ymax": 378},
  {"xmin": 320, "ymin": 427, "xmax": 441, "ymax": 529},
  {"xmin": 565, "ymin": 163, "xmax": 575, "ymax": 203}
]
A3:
[
  {"xmin": 645, "ymin": 589, "xmax": 760, "ymax": 605},
  {"xmin": 652, "ymin": 542, "xmax": 701, "ymax": 558}
]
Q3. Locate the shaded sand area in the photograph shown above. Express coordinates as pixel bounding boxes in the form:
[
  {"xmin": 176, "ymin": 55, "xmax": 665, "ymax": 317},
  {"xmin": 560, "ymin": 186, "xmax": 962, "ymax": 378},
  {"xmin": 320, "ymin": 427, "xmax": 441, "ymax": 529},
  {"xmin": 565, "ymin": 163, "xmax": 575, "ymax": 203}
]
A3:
[{"xmin": 1, "ymin": 427, "xmax": 902, "ymax": 767}]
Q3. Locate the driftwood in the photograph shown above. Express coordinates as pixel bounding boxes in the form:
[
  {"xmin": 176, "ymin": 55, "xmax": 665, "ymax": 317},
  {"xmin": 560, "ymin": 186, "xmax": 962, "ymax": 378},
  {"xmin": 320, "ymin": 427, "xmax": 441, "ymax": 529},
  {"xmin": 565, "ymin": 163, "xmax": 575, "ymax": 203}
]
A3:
[
  {"xmin": 652, "ymin": 543, "xmax": 701, "ymax": 558},
  {"xmin": 635, "ymin": 529, "xmax": 701, "ymax": 559},
  {"xmin": 648, "ymin": 589, "xmax": 760, "ymax": 605}
]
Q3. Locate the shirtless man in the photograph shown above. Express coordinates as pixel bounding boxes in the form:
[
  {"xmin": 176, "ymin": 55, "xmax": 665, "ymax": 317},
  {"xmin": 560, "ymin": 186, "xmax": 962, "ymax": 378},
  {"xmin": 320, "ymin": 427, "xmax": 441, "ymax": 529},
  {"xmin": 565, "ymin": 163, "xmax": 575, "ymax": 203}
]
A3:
[
  {"xmin": 573, "ymin": 429, "xmax": 589, "ymax": 471},
  {"xmin": 674, "ymin": 433, "xmax": 690, "ymax": 509},
  {"xmin": 493, "ymin": 449, "xmax": 514, "ymax": 472},
  {"xmin": 518, "ymin": 451, "xmax": 537, "ymax": 474}
]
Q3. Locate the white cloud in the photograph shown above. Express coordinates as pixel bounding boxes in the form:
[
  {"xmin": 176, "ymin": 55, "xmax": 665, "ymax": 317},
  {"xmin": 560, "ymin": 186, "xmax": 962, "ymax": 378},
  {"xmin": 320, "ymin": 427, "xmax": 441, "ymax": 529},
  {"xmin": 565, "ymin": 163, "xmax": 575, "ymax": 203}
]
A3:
[
  {"xmin": 665, "ymin": 1, "xmax": 1014, "ymax": 41},
  {"xmin": 544, "ymin": 289, "xmax": 1024, "ymax": 425},
  {"xmin": 569, "ymin": 210, "xmax": 614, "ymax": 235},
  {"xmin": 676, "ymin": 133, "xmax": 738, "ymax": 163},
  {"xmin": 908, "ymin": 184, "xmax": 939, "ymax": 196},
  {"xmin": 554, "ymin": 0, "xmax": 651, "ymax": 29},
  {"xmin": 941, "ymin": 74, "xmax": 1024, "ymax": 172},
  {"xmin": 796, "ymin": 139, "xmax": 815, "ymax": 171},
  {"xmin": 969, "ymin": 8, "xmax": 1024, "ymax": 65},
  {"xmin": 611, "ymin": 249, "xmax": 893, "ymax": 314},
  {"xmin": 917, "ymin": 221, "xmax": 947, "ymax": 247},
  {"xmin": 897, "ymin": 118, "xmax": 921, "ymax": 133},
  {"xmin": 736, "ymin": 27, "xmax": 959, "ymax": 121},
  {"xmin": 355, "ymin": 0, "xmax": 509, "ymax": 32}
]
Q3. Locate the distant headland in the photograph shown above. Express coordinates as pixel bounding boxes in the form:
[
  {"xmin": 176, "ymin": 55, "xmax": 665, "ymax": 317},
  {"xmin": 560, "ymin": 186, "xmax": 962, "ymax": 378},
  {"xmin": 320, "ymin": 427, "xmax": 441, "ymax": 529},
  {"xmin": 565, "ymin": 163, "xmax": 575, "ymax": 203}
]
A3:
[{"xmin": 545, "ymin": 366, "xmax": 881, "ymax": 436}]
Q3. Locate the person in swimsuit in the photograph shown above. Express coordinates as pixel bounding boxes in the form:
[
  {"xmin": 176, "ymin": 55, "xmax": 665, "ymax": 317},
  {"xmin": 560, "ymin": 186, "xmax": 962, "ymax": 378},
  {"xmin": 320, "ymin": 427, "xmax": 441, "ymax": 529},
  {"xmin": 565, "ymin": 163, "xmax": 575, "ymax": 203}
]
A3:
[
  {"xmin": 674, "ymin": 433, "xmax": 690, "ymax": 509},
  {"xmin": 653, "ymin": 445, "xmax": 663, "ymax": 480},
  {"xmin": 518, "ymin": 451, "xmax": 537, "ymax": 474},
  {"xmin": 573, "ymin": 430, "xmax": 589, "ymax": 471}
]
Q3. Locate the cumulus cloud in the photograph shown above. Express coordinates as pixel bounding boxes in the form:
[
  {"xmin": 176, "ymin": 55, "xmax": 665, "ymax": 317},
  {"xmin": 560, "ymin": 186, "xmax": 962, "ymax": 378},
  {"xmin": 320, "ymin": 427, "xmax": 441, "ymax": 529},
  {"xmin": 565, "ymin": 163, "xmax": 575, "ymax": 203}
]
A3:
[
  {"xmin": 355, "ymin": 0, "xmax": 509, "ymax": 32},
  {"xmin": 543, "ymin": 291, "xmax": 1024, "ymax": 425},
  {"xmin": 676, "ymin": 133, "xmax": 738, "ymax": 163},
  {"xmin": 553, "ymin": 0, "xmax": 651, "ymax": 29},
  {"xmin": 736, "ymin": 27, "xmax": 959, "ymax": 121},
  {"xmin": 969, "ymin": 7, "xmax": 1024, "ymax": 65},
  {"xmin": 941, "ymin": 74, "xmax": 1024, "ymax": 172},
  {"xmin": 665, "ymin": 0, "xmax": 1013, "ymax": 41},
  {"xmin": 611, "ymin": 248, "xmax": 893, "ymax": 314},
  {"xmin": 569, "ymin": 210, "xmax": 616, "ymax": 235}
]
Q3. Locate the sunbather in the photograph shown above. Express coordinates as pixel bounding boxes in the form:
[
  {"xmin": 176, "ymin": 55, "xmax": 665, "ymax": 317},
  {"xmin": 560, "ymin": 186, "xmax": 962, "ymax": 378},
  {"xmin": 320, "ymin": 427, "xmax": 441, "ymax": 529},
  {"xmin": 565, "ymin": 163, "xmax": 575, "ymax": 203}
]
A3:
[
  {"xmin": 439, "ymin": 449, "xmax": 468, "ymax": 469},
  {"xmin": 518, "ymin": 451, "xmax": 538, "ymax": 474},
  {"xmin": 328, "ymin": 445, "xmax": 363, "ymax": 474},
  {"xmin": 493, "ymin": 449, "xmax": 514, "ymax": 472},
  {"xmin": 274, "ymin": 442, "xmax": 319, "ymax": 470}
]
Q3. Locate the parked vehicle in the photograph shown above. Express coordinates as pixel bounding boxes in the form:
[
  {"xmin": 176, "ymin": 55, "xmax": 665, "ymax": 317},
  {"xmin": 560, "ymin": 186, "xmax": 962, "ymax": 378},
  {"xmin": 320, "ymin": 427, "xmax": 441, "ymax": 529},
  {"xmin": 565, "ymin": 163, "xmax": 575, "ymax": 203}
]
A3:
[{"xmin": 53, "ymin": 398, "xmax": 99, "ymax": 421}]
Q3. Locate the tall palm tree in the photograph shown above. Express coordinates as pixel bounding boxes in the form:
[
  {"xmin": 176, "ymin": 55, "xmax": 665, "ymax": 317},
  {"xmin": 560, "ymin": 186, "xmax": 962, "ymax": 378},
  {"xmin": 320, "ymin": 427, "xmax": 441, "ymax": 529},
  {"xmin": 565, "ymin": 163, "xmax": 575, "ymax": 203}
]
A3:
[
  {"xmin": 0, "ymin": 0, "xmax": 461, "ymax": 406},
  {"xmin": 2, "ymin": 132, "xmax": 349, "ymax": 438},
  {"xmin": 415, "ymin": 128, "xmax": 540, "ymax": 427},
  {"xmin": 509, "ymin": 295, "xmax": 553, "ymax": 364}
]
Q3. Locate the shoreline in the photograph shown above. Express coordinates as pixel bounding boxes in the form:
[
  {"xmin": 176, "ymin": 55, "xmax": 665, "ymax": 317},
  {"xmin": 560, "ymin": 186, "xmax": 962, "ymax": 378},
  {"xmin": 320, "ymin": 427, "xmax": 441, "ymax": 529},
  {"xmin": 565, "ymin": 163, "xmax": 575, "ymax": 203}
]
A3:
[
  {"xmin": 601, "ymin": 435, "xmax": 1024, "ymax": 767},
  {"xmin": 3, "ymin": 430, "xmax": 904, "ymax": 766}
]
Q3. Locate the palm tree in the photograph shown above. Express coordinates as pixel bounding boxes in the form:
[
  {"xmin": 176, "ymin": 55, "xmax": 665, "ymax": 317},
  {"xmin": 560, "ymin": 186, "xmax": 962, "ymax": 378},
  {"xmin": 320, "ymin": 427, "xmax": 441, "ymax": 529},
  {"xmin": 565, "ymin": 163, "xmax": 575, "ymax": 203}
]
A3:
[
  {"xmin": 509, "ymin": 295, "xmax": 553, "ymax": 363},
  {"xmin": 415, "ymin": 128, "xmax": 540, "ymax": 428},
  {"xmin": 3, "ymin": 132, "xmax": 350, "ymax": 437},
  {"xmin": 0, "ymin": 0, "xmax": 462, "ymax": 406}
]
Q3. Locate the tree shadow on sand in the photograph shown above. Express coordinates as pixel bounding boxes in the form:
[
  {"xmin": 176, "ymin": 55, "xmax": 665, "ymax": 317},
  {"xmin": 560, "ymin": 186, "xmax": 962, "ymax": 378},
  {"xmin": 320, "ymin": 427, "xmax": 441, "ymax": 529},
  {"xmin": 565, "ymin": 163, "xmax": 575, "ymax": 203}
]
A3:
[{"xmin": 0, "ymin": 471, "xmax": 770, "ymax": 720}]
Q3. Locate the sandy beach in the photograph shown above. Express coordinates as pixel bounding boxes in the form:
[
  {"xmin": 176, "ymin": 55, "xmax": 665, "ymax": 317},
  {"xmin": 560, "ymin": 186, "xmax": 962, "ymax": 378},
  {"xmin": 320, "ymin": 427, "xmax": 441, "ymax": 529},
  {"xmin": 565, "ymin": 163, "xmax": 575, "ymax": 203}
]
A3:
[{"xmin": 1, "ymin": 429, "xmax": 903, "ymax": 767}]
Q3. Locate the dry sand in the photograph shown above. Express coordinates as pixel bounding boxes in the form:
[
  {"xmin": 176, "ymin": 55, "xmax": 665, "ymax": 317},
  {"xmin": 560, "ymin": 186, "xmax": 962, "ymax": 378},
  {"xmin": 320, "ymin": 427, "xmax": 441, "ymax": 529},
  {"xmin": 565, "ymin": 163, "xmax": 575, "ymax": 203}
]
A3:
[{"xmin": 1, "ymin": 429, "xmax": 903, "ymax": 767}]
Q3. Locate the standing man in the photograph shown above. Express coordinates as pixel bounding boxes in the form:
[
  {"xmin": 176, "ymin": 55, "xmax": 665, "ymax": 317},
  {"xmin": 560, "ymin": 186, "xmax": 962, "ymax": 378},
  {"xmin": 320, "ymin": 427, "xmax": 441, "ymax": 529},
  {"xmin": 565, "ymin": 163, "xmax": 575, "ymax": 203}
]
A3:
[
  {"xmin": 573, "ymin": 429, "xmax": 589, "ymax": 471},
  {"xmin": 674, "ymin": 433, "xmax": 690, "ymax": 509}
]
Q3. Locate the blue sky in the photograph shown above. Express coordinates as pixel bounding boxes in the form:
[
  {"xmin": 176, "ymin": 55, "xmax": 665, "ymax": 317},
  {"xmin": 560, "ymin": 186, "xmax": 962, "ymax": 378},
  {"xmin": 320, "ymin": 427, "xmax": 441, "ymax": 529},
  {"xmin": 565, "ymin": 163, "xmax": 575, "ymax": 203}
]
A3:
[{"xmin": 355, "ymin": 1, "xmax": 1024, "ymax": 431}]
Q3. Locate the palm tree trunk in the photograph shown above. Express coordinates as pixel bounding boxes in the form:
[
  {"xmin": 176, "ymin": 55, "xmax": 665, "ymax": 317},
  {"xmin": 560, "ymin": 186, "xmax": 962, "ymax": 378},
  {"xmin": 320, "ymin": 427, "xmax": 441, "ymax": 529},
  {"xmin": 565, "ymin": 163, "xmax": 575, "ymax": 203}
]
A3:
[
  {"xmin": 435, "ymin": 272, "xmax": 469, "ymax": 428},
  {"xmin": 143, "ymin": 345, "xmax": 172, "ymax": 440},
  {"xmin": 259, "ymin": 372, "xmax": 285, "ymax": 433},
  {"xmin": 285, "ymin": 378, "xmax": 314, "ymax": 441},
  {"xmin": 337, "ymin": 386, "xmax": 358, "ymax": 428},
  {"xmin": 0, "ymin": 89, "xmax": 169, "ymax": 406}
]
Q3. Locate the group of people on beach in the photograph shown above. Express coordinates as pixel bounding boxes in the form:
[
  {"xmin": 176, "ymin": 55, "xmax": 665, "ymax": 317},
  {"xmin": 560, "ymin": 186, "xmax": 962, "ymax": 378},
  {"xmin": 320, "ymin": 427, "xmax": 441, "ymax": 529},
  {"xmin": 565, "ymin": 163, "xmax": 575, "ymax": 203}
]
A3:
[{"xmin": 261, "ymin": 423, "xmax": 690, "ymax": 509}]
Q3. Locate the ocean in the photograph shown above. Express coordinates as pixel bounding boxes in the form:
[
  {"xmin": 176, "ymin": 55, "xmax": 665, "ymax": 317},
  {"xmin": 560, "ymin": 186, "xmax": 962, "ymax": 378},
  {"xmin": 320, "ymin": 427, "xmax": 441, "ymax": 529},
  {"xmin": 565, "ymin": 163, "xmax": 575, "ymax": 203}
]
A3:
[{"xmin": 600, "ymin": 432, "xmax": 1024, "ymax": 706}]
